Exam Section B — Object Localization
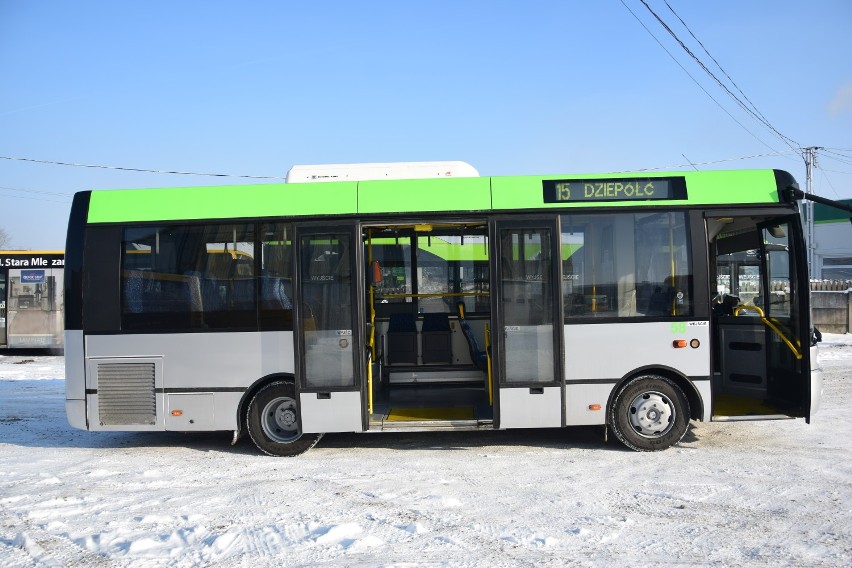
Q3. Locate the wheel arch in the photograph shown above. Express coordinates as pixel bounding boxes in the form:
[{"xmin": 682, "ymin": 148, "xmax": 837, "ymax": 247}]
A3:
[
  {"xmin": 606, "ymin": 365, "xmax": 704, "ymax": 423},
  {"xmin": 235, "ymin": 373, "xmax": 297, "ymax": 438}
]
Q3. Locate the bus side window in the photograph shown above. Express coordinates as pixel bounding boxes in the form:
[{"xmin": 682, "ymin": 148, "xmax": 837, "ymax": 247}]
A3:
[
  {"xmin": 561, "ymin": 212, "xmax": 693, "ymax": 319},
  {"xmin": 121, "ymin": 223, "xmax": 257, "ymax": 331}
]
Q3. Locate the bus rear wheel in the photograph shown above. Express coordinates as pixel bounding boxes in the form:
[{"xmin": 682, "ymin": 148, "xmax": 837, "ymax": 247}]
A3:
[
  {"xmin": 610, "ymin": 375, "xmax": 689, "ymax": 452},
  {"xmin": 247, "ymin": 381, "xmax": 322, "ymax": 457}
]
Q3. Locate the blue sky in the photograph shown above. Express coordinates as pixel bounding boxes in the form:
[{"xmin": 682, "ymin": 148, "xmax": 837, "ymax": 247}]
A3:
[{"xmin": 1, "ymin": 1, "xmax": 850, "ymax": 249}]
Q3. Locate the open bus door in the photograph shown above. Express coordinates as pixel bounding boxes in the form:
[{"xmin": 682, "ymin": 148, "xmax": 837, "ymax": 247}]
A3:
[
  {"xmin": 491, "ymin": 218, "xmax": 564, "ymax": 429},
  {"xmin": 294, "ymin": 223, "xmax": 366, "ymax": 435},
  {"xmin": 709, "ymin": 212, "xmax": 813, "ymax": 421}
]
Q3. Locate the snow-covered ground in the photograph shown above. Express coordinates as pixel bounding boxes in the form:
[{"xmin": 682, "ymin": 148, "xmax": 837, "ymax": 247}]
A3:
[{"xmin": 1, "ymin": 336, "xmax": 850, "ymax": 567}]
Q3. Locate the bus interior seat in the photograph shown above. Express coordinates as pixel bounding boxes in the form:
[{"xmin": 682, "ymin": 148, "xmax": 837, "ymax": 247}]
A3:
[
  {"xmin": 456, "ymin": 301, "xmax": 487, "ymax": 370},
  {"xmin": 123, "ymin": 270, "xmax": 146, "ymax": 313},
  {"xmin": 184, "ymin": 272, "xmax": 205, "ymax": 326},
  {"xmin": 421, "ymin": 312, "xmax": 452, "ymax": 364},
  {"xmin": 260, "ymin": 277, "xmax": 294, "ymax": 310},
  {"xmin": 230, "ymin": 278, "xmax": 255, "ymax": 310},
  {"xmin": 205, "ymin": 252, "xmax": 233, "ymax": 278},
  {"xmin": 387, "ymin": 313, "xmax": 417, "ymax": 365}
]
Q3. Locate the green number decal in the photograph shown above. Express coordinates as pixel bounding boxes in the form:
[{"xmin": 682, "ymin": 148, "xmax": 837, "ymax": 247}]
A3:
[{"xmin": 670, "ymin": 322, "xmax": 686, "ymax": 334}]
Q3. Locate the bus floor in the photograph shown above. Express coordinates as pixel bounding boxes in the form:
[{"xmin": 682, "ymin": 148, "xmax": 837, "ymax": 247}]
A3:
[
  {"xmin": 369, "ymin": 384, "xmax": 494, "ymax": 430},
  {"xmin": 711, "ymin": 392, "xmax": 794, "ymax": 417}
]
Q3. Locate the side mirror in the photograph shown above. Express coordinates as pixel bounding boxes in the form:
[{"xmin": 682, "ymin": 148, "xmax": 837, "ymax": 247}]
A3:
[{"xmin": 811, "ymin": 326, "xmax": 822, "ymax": 346}]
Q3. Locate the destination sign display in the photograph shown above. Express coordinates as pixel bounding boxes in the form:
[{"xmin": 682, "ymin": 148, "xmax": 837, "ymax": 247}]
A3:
[{"xmin": 542, "ymin": 177, "xmax": 687, "ymax": 203}]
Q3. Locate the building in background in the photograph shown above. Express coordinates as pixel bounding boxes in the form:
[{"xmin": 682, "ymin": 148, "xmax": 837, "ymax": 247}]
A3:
[
  {"xmin": 0, "ymin": 251, "xmax": 64, "ymax": 350},
  {"xmin": 813, "ymin": 199, "xmax": 852, "ymax": 281}
]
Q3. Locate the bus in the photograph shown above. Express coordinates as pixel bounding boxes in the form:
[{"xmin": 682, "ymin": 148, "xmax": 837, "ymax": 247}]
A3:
[
  {"xmin": 64, "ymin": 165, "xmax": 823, "ymax": 455},
  {"xmin": 1, "ymin": 251, "xmax": 64, "ymax": 350}
]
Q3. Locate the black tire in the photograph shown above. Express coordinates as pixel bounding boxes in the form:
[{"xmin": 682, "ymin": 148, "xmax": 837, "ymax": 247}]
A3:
[
  {"xmin": 247, "ymin": 381, "xmax": 322, "ymax": 457},
  {"xmin": 610, "ymin": 374, "xmax": 690, "ymax": 452}
]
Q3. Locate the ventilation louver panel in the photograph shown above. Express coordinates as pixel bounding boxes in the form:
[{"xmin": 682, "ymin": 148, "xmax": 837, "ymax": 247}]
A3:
[{"xmin": 97, "ymin": 362, "xmax": 156, "ymax": 425}]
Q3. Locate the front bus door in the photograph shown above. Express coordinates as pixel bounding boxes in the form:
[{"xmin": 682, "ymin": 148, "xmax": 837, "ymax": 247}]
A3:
[
  {"xmin": 492, "ymin": 218, "xmax": 564, "ymax": 429},
  {"xmin": 711, "ymin": 212, "xmax": 812, "ymax": 420},
  {"xmin": 295, "ymin": 223, "xmax": 365, "ymax": 435},
  {"xmin": 761, "ymin": 219, "xmax": 811, "ymax": 419}
]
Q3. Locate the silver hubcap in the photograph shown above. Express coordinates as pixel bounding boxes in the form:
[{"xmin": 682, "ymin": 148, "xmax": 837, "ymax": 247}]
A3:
[
  {"xmin": 628, "ymin": 391, "xmax": 675, "ymax": 438},
  {"xmin": 261, "ymin": 396, "xmax": 301, "ymax": 443}
]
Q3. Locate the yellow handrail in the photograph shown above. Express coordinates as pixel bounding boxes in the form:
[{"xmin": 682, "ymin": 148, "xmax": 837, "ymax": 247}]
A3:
[
  {"xmin": 734, "ymin": 305, "xmax": 802, "ymax": 360},
  {"xmin": 733, "ymin": 304, "xmax": 765, "ymax": 317}
]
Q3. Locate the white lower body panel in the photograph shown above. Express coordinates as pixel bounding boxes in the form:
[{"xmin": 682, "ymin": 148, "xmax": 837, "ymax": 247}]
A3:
[
  {"xmin": 81, "ymin": 332, "xmax": 295, "ymax": 432},
  {"xmin": 300, "ymin": 391, "xmax": 363, "ymax": 434},
  {"xmin": 563, "ymin": 322, "xmax": 711, "ymax": 424},
  {"xmin": 499, "ymin": 386, "xmax": 561, "ymax": 429}
]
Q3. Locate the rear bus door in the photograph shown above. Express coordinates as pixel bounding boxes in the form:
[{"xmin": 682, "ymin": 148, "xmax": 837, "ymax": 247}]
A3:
[
  {"xmin": 294, "ymin": 223, "xmax": 366, "ymax": 434},
  {"xmin": 492, "ymin": 218, "xmax": 564, "ymax": 429}
]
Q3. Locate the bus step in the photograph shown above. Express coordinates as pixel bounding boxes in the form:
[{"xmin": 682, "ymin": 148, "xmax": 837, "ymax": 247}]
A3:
[{"xmin": 369, "ymin": 418, "xmax": 493, "ymax": 432}]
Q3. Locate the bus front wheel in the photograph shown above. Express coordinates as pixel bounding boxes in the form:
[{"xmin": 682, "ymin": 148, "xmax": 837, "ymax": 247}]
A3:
[
  {"xmin": 247, "ymin": 381, "xmax": 322, "ymax": 457},
  {"xmin": 610, "ymin": 375, "xmax": 689, "ymax": 452}
]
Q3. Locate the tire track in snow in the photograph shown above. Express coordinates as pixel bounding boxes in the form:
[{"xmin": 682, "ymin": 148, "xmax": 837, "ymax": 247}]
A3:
[{"xmin": 1, "ymin": 501, "xmax": 121, "ymax": 567}]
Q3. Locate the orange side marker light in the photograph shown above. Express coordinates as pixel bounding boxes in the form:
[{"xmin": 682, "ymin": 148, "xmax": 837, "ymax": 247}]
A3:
[{"xmin": 672, "ymin": 340, "xmax": 687, "ymax": 348}]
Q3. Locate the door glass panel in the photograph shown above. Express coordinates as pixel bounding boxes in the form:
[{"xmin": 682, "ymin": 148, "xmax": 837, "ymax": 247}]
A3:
[
  {"xmin": 500, "ymin": 228, "xmax": 554, "ymax": 383},
  {"xmin": 764, "ymin": 225, "xmax": 792, "ymax": 318},
  {"xmin": 300, "ymin": 232, "xmax": 355, "ymax": 388},
  {"xmin": 762, "ymin": 222, "xmax": 804, "ymax": 402},
  {"xmin": 763, "ymin": 222, "xmax": 800, "ymax": 355}
]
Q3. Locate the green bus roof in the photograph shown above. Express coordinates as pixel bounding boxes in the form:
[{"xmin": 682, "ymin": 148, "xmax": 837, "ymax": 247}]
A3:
[{"xmin": 85, "ymin": 169, "xmax": 788, "ymax": 224}]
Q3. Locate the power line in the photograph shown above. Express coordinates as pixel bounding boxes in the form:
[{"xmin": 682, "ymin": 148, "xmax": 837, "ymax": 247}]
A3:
[
  {"xmin": 636, "ymin": 0, "xmax": 802, "ymax": 155},
  {"xmin": 0, "ymin": 185, "xmax": 75, "ymax": 198},
  {"xmin": 816, "ymin": 167, "xmax": 845, "ymax": 199},
  {"xmin": 820, "ymin": 148, "xmax": 852, "ymax": 166},
  {"xmin": 662, "ymin": 0, "xmax": 779, "ymax": 138},
  {"xmin": 618, "ymin": 0, "xmax": 785, "ymax": 155},
  {"xmin": 817, "ymin": 167, "xmax": 852, "ymax": 176},
  {"xmin": 629, "ymin": 150, "xmax": 799, "ymax": 172},
  {"xmin": 0, "ymin": 190, "xmax": 71, "ymax": 205},
  {"xmin": 0, "ymin": 155, "xmax": 286, "ymax": 180}
]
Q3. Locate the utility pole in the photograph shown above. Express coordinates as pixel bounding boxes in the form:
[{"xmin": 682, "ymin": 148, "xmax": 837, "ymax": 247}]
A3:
[{"xmin": 803, "ymin": 146, "xmax": 821, "ymax": 279}]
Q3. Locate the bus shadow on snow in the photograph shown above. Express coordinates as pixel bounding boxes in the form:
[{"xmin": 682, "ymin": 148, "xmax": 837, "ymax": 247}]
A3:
[
  {"xmin": 5, "ymin": 414, "xmax": 681, "ymax": 455},
  {"xmin": 318, "ymin": 422, "xmax": 697, "ymax": 453},
  {"xmin": 0, "ymin": 378, "xmax": 697, "ymax": 454},
  {"xmin": 316, "ymin": 426, "xmax": 625, "ymax": 453}
]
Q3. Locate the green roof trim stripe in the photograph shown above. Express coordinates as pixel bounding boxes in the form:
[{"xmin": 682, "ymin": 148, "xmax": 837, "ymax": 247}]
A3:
[
  {"xmin": 87, "ymin": 182, "xmax": 359, "ymax": 223},
  {"xmin": 85, "ymin": 169, "xmax": 785, "ymax": 224},
  {"xmin": 358, "ymin": 177, "xmax": 491, "ymax": 213}
]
